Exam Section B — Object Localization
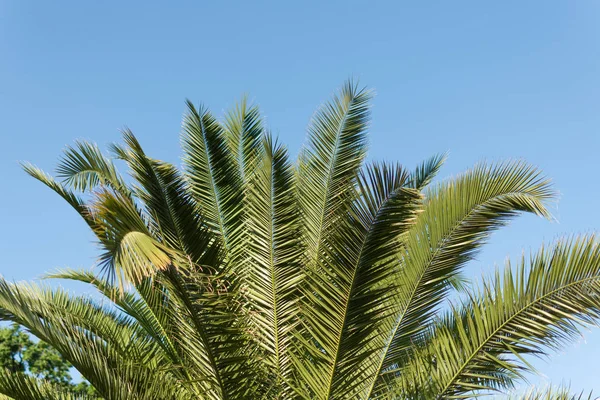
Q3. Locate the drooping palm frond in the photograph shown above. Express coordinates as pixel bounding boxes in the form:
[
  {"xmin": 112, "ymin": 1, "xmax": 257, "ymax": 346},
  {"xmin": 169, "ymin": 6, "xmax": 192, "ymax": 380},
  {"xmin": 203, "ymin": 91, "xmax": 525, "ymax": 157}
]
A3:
[
  {"xmin": 90, "ymin": 188, "xmax": 173, "ymax": 284},
  {"xmin": 45, "ymin": 269, "xmax": 184, "ymax": 375},
  {"xmin": 369, "ymin": 161, "xmax": 555, "ymax": 397},
  {"xmin": 45, "ymin": 267, "xmax": 249, "ymax": 400},
  {"xmin": 393, "ymin": 235, "xmax": 600, "ymax": 399},
  {"xmin": 21, "ymin": 164, "xmax": 96, "ymax": 229},
  {"xmin": 0, "ymin": 278, "xmax": 191, "ymax": 399},
  {"xmin": 24, "ymin": 159, "xmax": 172, "ymax": 286},
  {"xmin": 55, "ymin": 140, "xmax": 130, "ymax": 196}
]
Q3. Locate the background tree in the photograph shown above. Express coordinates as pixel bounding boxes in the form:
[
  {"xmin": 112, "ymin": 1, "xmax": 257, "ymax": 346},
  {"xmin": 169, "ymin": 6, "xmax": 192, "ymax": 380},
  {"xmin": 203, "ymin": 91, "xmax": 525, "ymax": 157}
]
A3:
[{"xmin": 0, "ymin": 325, "xmax": 96, "ymax": 397}]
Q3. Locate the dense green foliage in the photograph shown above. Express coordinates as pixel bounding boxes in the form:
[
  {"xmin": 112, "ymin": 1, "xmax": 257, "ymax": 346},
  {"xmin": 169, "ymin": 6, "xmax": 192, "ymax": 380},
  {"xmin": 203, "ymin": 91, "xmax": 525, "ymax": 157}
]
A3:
[{"xmin": 1, "ymin": 81, "xmax": 598, "ymax": 399}]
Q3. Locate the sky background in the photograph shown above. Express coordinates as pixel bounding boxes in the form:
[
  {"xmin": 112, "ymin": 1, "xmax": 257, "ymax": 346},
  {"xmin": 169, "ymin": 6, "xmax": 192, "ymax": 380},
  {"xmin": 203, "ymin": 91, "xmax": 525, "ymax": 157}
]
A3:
[{"xmin": 1, "ymin": 1, "xmax": 599, "ymax": 394}]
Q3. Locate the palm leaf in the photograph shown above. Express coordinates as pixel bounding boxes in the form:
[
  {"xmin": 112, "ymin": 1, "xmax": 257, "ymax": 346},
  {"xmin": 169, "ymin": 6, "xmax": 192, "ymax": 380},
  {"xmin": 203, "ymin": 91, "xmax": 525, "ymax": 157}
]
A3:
[
  {"xmin": 55, "ymin": 140, "xmax": 130, "ymax": 196},
  {"xmin": 396, "ymin": 235, "xmax": 600, "ymax": 398},
  {"xmin": 0, "ymin": 279, "xmax": 184, "ymax": 399},
  {"xmin": 369, "ymin": 161, "xmax": 555, "ymax": 397},
  {"xmin": 293, "ymin": 80, "xmax": 372, "ymax": 398},
  {"xmin": 243, "ymin": 135, "xmax": 301, "ymax": 397},
  {"xmin": 512, "ymin": 386, "xmax": 594, "ymax": 400},
  {"xmin": 408, "ymin": 152, "xmax": 447, "ymax": 190},
  {"xmin": 222, "ymin": 95, "xmax": 264, "ymax": 185},
  {"xmin": 324, "ymin": 162, "xmax": 422, "ymax": 399},
  {"xmin": 181, "ymin": 101, "xmax": 244, "ymax": 256}
]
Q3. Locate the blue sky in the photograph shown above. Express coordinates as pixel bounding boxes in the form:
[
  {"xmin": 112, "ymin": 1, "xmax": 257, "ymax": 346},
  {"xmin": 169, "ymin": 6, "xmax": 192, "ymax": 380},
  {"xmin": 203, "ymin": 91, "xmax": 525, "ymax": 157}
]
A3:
[{"xmin": 1, "ymin": 1, "xmax": 599, "ymax": 394}]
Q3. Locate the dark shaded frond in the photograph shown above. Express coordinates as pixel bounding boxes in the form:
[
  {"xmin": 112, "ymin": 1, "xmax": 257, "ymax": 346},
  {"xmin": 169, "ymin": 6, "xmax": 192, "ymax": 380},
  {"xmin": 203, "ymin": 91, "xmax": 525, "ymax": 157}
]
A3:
[
  {"xmin": 55, "ymin": 140, "xmax": 130, "ymax": 196},
  {"xmin": 408, "ymin": 152, "xmax": 447, "ymax": 190},
  {"xmin": 181, "ymin": 102, "xmax": 244, "ymax": 256}
]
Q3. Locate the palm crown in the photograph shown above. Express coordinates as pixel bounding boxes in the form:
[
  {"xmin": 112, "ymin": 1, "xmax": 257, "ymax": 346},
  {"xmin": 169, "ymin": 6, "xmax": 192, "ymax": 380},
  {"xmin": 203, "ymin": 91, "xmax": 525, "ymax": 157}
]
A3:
[{"xmin": 2, "ymin": 81, "xmax": 599, "ymax": 400}]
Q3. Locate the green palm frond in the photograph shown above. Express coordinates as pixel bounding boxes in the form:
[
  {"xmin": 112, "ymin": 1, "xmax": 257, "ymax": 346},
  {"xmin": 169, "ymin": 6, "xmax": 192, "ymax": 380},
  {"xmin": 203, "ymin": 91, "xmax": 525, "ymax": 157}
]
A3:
[
  {"xmin": 21, "ymin": 164, "xmax": 96, "ymax": 229},
  {"xmin": 370, "ymin": 161, "xmax": 555, "ymax": 397},
  {"xmin": 408, "ymin": 153, "xmax": 447, "ymax": 190},
  {"xmin": 394, "ymin": 235, "xmax": 600, "ymax": 399},
  {"xmin": 222, "ymin": 95, "xmax": 264, "ymax": 185},
  {"xmin": 46, "ymin": 269, "xmax": 183, "ymax": 369},
  {"xmin": 181, "ymin": 101, "xmax": 244, "ymax": 256},
  {"xmin": 115, "ymin": 129, "xmax": 214, "ymax": 267},
  {"xmin": 0, "ymin": 279, "xmax": 184, "ymax": 399},
  {"xmin": 55, "ymin": 140, "xmax": 130, "ymax": 196},
  {"xmin": 325, "ymin": 162, "xmax": 422, "ymax": 399},
  {"xmin": 297, "ymin": 80, "xmax": 371, "ymax": 270},
  {"xmin": 293, "ymin": 81, "xmax": 373, "ymax": 398},
  {"xmin": 90, "ymin": 189, "xmax": 173, "ymax": 284},
  {"xmin": 244, "ymin": 134, "xmax": 301, "ymax": 396}
]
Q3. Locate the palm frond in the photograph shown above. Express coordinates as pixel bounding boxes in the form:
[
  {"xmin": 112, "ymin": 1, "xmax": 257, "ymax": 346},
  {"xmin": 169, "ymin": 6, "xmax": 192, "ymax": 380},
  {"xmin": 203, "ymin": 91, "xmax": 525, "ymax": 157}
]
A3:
[
  {"xmin": 0, "ymin": 279, "xmax": 188, "ymax": 399},
  {"xmin": 181, "ymin": 101, "xmax": 244, "ymax": 256},
  {"xmin": 55, "ymin": 140, "xmax": 130, "ymax": 196},
  {"xmin": 116, "ymin": 129, "xmax": 214, "ymax": 267},
  {"xmin": 409, "ymin": 152, "xmax": 447, "ymax": 190},
  {"xmin": 243, "ymin": 134, "xmax": 302, "ymax": 397},
  {"xmin": 395, "ymin": 235, "xmax": 600, "ymax": 399},
  {"xmin": 293, "ymin": 81, "xmax": 373, "ymax": 398},
  {"xmin": 21, "ymin": 164, "xmax": 95, "ymax": 229},
  {"xmin": 370, "ymin": 161, "xmax": 555, "ymax": 397},
  {"xmin": 90, "ymin": 189, "xmax": 173, "ymax": 285},
  {"xmin": 512, "ymin": 386, "xmax": 594, "ymax": 400},
  {"xmin": 322, "ymin": 162, "xmax": 422, "ymax": 399},
  {"xmin": 222, "ymin": 95, "xmax": 264, "ymax": 185}
]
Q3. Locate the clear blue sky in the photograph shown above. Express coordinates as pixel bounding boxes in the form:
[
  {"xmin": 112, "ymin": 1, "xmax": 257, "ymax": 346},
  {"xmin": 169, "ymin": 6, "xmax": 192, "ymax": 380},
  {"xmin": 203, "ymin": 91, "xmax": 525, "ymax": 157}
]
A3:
[{"xmin": 1, "ymin": 1, "xmax": 599, "ymax": 394}]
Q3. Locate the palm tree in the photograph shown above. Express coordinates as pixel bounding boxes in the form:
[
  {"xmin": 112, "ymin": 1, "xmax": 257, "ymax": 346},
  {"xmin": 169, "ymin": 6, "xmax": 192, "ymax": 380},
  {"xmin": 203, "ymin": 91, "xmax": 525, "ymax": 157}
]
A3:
[{"xmin": 1, "ymin": 81, "xmax": 599, "ymax": 400}]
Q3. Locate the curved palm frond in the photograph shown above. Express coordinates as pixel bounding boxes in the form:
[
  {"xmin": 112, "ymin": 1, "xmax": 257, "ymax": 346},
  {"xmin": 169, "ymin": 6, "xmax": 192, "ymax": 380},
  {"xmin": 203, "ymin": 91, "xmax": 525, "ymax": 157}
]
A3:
[
  {"xmin": 55, "ymin": 140, "xmax": 130, "ymax": 196},
  {"xmin": 408, "ymin": 153, "xmax": 447, "ymax": 190},
  {"xmin": 21, "ymin": 164, "xmax": 96, "ymax": 229},
  {"xmin": 293, "ymin": 80, "xmax": 373, "ymax": 399},
  {"xmin": 0, "ymin": 278, "xmax": 186, "ymax": 399},
  {"xmin": 394, "ymin": 235, "xmax": 600, "ymax": 399},
  {"xmin": 369, "ymin": 161, "xmax": 555, "ymax": 397},
  {"xmin": 322, "ymin": 162, "xmax": 422, "ymax": 399}
]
